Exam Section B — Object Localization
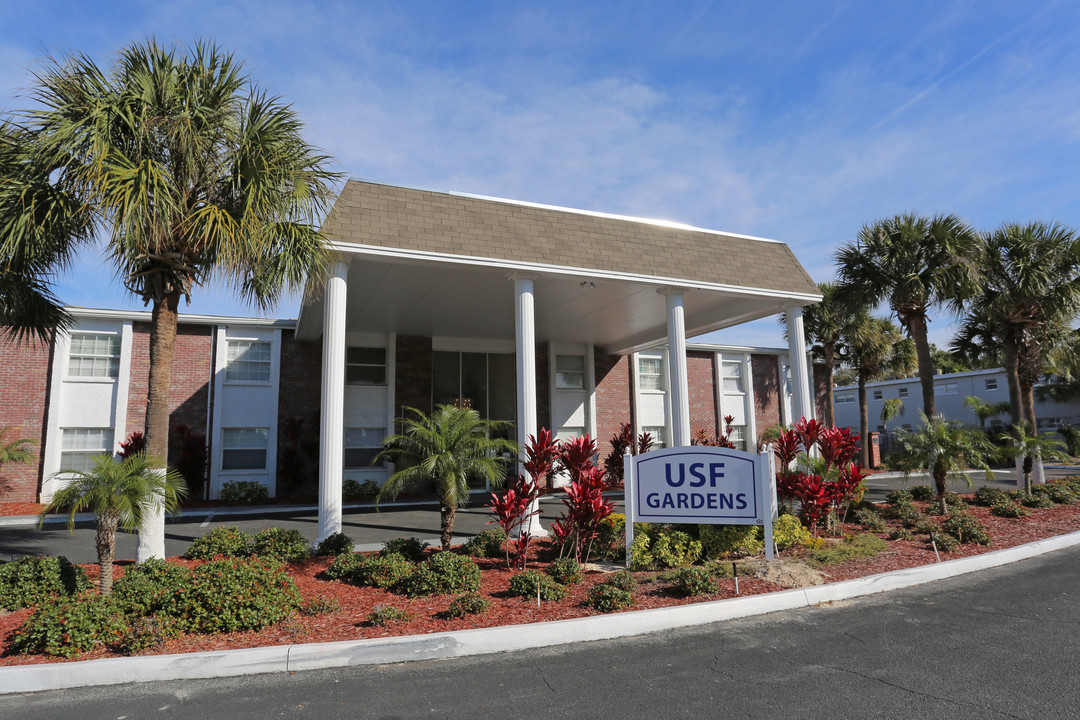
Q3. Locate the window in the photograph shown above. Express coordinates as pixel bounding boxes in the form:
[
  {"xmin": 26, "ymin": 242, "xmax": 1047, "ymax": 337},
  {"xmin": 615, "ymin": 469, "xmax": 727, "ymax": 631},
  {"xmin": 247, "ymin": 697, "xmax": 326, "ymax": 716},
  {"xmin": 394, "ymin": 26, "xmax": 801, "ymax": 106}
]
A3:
[
  {"xmin": 639, "ymin": 357, "xmax": 664, "ymax": 391},
  {"xmin": 346, "ymin": 347, "xmax": 386, "ymax": 385},
  {"xmin": 60, "ymin": 428, "xmax": 114, "ymax": 472},
  {"xmin": 643, "ymin": 426, "xmax": 666, "ymax": 449},
  {"xmin": 872, "ymin": 390, "xmax": 883, "ymax": 401},
  {"xmin": 555, "ymin": 426, "xmax": 585, "ymax": 442},
  {"xmin": 901, "ymin": 424, "xmax": 912, "ymax": 431},
  {"xmin": 721, "ymin": 361, "xmax": 744, "ymax": 393},
  {"xmin": 985, "ymin": 378, "xmax": 998, "ymax": 391},
  {"xmin": 226, "ymin": 340, "xmax": 271, "ymax": 382},
  {"xmin": 555, "ymin": 355, "xmax": 586, "ymax": 390},
  {"xmin": 726, "ymin": 424, "xmax": 747, "ymax": 451},
  {"xmin": 835, "ymin": 393, "xmax": 855, "ymax": 405},
  {"xmin": 222, "ymin": 428, "xmax": 268, "ymax": 470},
  {"xmin": 344, "ymin": 427, "xmax": 384, "ymax": 468},
  {"xmin": 898, "ymin": 388, "xmax": 909, "ymax": 399},
  {"xmin": 68, "ymin": 333, "xmax": 121, "ymax": 378},
  {"xmin": 935, "ymin": 382, "xmax": 958, "ymax": 396}
]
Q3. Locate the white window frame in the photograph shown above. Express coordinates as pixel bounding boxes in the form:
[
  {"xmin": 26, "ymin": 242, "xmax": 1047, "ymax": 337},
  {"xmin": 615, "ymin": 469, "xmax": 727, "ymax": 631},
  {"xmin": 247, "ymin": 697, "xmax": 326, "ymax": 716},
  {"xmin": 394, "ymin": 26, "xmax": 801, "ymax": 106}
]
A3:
[
  {"xmin": 225, "ymin": 339, "xmax": 272, "ymax": 383},
  {"xmin": 346, "ymin": 347, "xmax": 387, "ymax": 385},
  {"xmin": 60, "ymin": 428, "xmax": 114, "ymax": 472},
  {"xmin": 985, "ymin": 378, "xmax": 998, "ymax": 391},
  {"xmin": 720, "ymin": 360, "xmax": 745, "ymax": 394},
  {"xmin": 872, "ymin": 389, "xmax": 883, "ymax": 401},
  {"xmin": 638, "ymin": 356, "xmax": 665, "ymax": 392},
  {"xmin": 221, "ymin": 427, "xmax": 269, "ymax": 471},
  {"xmin": 898, "ymin": 387, "xmax": 909, "ymax": 398},
  {"xmin": 555, "ymin": 355, "xmax": 586, "ymax": 390},
  {"xmin": 67, "ymin": 332, "xmax": 121, "ymax": 380},
  {"xmin": 935, "ymin": 382, "xmax": 959, "ymax": 396},
  {"xmin": 643, "ymin": 425, "xmax": 666, "ymax": 449},
  {"xmin": 835, "ymin": 393, "xmax": 855, "ymax": 405}
]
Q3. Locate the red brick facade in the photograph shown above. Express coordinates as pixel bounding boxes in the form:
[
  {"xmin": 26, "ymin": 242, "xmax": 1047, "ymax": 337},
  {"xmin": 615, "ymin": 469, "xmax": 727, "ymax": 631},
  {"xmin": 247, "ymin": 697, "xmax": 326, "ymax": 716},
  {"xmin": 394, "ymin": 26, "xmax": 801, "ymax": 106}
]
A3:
[
  {"xmin": 594, "ymin": 351, "xmax": 634, "ymax": 449},
  {"xmin": 751, "ymin": 354, "xmax": 783, "ymax": 443},
  {"xmin": 0, "ymin": 336, "xmax": 53, "ymax": 502},
  {"xmin": 535, "ymin": 342, "xmax": 550, "ymax": 432},
  {"xmin": 687, "ymin": 350, "xmax": 718, "ymax": 438}
]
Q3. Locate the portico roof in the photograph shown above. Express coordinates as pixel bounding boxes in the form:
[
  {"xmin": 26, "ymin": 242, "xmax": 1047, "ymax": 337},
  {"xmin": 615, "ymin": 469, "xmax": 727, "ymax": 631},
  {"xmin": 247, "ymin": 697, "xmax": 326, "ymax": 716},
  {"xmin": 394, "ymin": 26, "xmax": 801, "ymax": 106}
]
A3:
[{"xmin": 295, "ymin": 180, "xmax": 821, "ymax": 353}]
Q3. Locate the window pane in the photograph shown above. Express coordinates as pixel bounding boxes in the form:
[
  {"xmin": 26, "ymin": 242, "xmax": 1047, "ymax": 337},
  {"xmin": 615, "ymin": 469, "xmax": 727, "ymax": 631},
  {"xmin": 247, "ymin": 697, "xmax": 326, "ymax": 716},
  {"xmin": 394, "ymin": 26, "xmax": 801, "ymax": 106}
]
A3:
[
  {"xmin": 343, "ymin": 448, "xmax": 381, "ymax": 468},
  {"xmin": 223, "ymin": 427, "xmax": 268, "ymax": 449},
  {"xmin": 344, "ymin": 427, "xmax": 383, "ymax": 447},
  {"xmin": 556, "ymin": 371, "xmax": 585, "ymax": 390},
  {"xmin": 347, "ymin": 347, "xmax": 386, "ymax": 364},
  {"xmin": 226, "ymin": 340, "xmax": 271, "ymax": 382},
  {"xmin": 643, "ymin": 426, "xmax": 666, "ymax": 449},
  {"xmin": 432, "ymin": 351, "xmax": 461, "ymax": 408},
  {"xmin": 222, "ymin": 449, "xmax": 267, "ymax": 470},
  {"xmin": 346, "ymin": 365, "xmax": 386, "ymax": 384},
  {"xmin": 555, "ymin": 355, "xmax": 584, "ymax": 372},
  {"xmin": 722, "ymin": 361, "xmax": 744, "ymax": 394},
  {"xmin": 460, "ymin": 352, "xmax": 488, "ymax": 417},
  {"xmin": 68, "ymin": 333, "xmax": 121, "ymax": 378},
  {"xmin": 555, "ymin": 426, "xmax": 585, "ymax": 441}
]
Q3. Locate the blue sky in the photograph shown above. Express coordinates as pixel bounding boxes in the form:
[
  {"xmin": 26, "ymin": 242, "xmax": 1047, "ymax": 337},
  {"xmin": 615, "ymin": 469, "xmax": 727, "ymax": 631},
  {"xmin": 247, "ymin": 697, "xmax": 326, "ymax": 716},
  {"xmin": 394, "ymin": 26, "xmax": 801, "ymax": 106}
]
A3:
[{"xmin": 3, "ymin": 1, "xmax": 1079, "ymax": 347}]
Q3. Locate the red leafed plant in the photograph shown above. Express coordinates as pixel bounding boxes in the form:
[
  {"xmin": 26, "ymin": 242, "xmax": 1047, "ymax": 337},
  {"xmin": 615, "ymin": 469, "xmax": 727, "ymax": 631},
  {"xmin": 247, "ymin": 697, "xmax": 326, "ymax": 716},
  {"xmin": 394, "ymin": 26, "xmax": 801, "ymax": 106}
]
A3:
[
  {"xmin": 773, "ymin": 429, "xmax": 801, "ymax": 470},
  {"xmin": 819, "ymin": 426, "xmax": 859, "ymax": 470},
  {"xmin": 603, "ymin": 423, "xmax": 653, "ymax": 486},
  {"xmin": 557, "ymin": 464, "xmax": 615, "ymax": 563},
  {"xmin": 775, "ymin": 418, "xmax": 866, "ymax": 534},
  {"xmin": 118, "ymin": 431, "xmax": 146, "ymax": 458},
  {"xmin": 524, "ymin": 428, "xmax": 559, "ymax": 492},
  {"xmin": 486, "ymin": 474, "xmax": 539, "ymax": 569},
  {"xmin": 691, "ymin": 415, "xmax": 741, "ymax": 449},
  {"xmin": 557, "ymin": 434, "xmax": 598, "ymax": 484},
  {"xmin": 793, "ymin": 417, "xmax": 824, "ymax": 454}
]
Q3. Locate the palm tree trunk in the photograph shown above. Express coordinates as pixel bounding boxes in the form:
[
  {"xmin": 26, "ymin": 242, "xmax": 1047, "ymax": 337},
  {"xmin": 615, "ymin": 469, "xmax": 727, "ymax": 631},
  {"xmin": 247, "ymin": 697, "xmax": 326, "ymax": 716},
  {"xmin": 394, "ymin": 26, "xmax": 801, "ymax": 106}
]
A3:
[
  {"xmin": 136, "ymin": 289, "xmax": 181, "ymax": 563},
  {"xmin": 97, "ymin": 512, "xmax": 119, "ymax": 595},
  {"xmin": 858, "ymin": 373, "xmax": 869, "ymax": 467},
  {"xmin": 1003, "ymin": 342, "xmax": 1023, "ymax": 427},
  {"xmin": 934, "ymin": 463, "xmax": 948, "ymax": 515},
  {"xmin": 1020, "ymin": 378, "xmax": 1038, "ymax": 437},
  {"xmin": 440, "ymin": 502, "xmax": 456, "ymax": 550},
  {"xmin": 822, "ymin": 342, "xmax": 836, "ymax": 427},
  {"xmin": 1023, "ymin": 454, "xmax": 1034, "ymax": 495},
  {"xmin": 908, "ymin": 313, "xmax": 937, "ymax": 418}
]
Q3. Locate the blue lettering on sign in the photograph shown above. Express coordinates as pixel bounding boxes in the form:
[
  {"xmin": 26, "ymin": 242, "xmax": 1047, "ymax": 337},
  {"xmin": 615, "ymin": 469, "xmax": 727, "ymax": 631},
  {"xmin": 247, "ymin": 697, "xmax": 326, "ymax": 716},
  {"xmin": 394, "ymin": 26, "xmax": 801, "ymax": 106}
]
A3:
[
  {"xmin": 665, "ymin": 464, "xmax": 685, "ymax": 487},
  {"xmin": 688, "ymin": 463, "xmax": 706, "ymax": 487},
  {"xmin": 647, "ymin": 493, "xmax": 660, "ymax": 508},
  {"xmin": 710, "ymin": 463, "xmax": 725, "ymax": 486}
]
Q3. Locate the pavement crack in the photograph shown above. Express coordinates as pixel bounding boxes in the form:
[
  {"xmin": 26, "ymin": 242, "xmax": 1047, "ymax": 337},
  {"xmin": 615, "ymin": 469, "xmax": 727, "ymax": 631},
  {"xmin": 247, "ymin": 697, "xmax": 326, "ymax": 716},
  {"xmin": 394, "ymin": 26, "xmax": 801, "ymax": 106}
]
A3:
[
  {"xmin": 542, "ymin": 676, "xmax": 556, "ymax": 694},
  {"xmin": 817, "ymin": 664, "xmax": 1025, "ymax": 719}
]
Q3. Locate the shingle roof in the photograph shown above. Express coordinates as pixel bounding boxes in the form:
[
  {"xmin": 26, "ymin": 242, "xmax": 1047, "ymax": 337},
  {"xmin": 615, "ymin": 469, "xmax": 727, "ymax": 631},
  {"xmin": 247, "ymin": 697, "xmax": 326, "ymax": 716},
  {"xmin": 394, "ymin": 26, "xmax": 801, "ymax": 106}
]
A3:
[{"xmin": 322, "ymin": 180, "xmax": 819, "ymax": 296}]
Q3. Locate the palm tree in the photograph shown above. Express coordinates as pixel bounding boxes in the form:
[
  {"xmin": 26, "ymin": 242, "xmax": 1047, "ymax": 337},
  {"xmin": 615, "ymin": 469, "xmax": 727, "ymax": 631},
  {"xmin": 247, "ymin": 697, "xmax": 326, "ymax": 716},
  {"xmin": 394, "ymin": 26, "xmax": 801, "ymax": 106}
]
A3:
[
  {"xmin": 958, "ymin": 222, "xmax": 1080, "ymax": 430},
  {"xmin": 845, "ymin": 313, "xmax": 915, "ymax": 466},
  {"xmin": 888, "ymin": 413, "xmax": 993, "ymax": 515},
  {"xmin": 781, "ymin": 282, "xmax": 862, "ymax": 427},
  {"xmin": 964, "ymin": 396, "xmax": 1011, "ymax": 431},
  {"xmin": 0, "ymin": 425, "xmax": 36, "ymax": 467},
  {"xmin": 40, "ymin": 454, "xmax": 186, "ymax": 594},
  {"xmin": 5, "ymin": 40, "xmax": 338, "ymax": 560},
  {"xmin": 996, "ymin": 422, "xmax": 1071, "ymax": 496},
  {"xmin": 836, "ymin": 213, "xmax": 981, "ymax": 418},
  {"xmin": 376, "ymin": 404, "xmax": 517, "ymax": 550}
]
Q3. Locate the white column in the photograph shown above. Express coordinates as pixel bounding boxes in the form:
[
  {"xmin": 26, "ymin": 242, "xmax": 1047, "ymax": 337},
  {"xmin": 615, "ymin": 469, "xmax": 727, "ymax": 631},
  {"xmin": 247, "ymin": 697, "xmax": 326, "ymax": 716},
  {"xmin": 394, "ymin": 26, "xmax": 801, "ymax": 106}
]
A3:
[
  {"xmin": 662, "ymin": 289, "xmax": 691, "ymax": 447},
  {"xmin": 786, "ymin": 306, "xmax": 813, "ymax": 425},
  {"xmin": 512, "ymin": 274, "xmax": 547, "ymax": 536},
  {"xmin": 317, "ymin": 260, "xmax": 349, "ymax": 542}
]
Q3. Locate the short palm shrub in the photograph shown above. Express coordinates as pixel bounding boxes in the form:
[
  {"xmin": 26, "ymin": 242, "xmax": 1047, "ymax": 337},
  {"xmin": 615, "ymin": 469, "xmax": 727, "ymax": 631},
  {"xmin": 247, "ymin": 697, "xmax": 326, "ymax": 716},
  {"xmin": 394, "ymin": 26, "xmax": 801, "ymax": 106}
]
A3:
[
  {"xmin": 909, "ymin": 485, "xmax": 935, "ymax": 501},
  {"xmin": 545, "ymin": 558, "xmax": 583, "ymax": 585},
  {"xmin": 508, "ymin": 570, "xmax": 566, "ymax": 601},
  {"xmin": 447, "ymin": 591, "xmax": 491, "ymax": 618},
  {"xmin": 398, "ymin": 551, "xmax": 481, "ymax": 597},
  {"xmin": 251, "ymin": 527, "xmax": 310, "ymax": 563},
  {"xmin": 0, "ymin": 556, "xmax": 89, "ymax": 610},
  {"xmin": 366, "ymin": 605, "xmax": 412, "ymax": 626},
  {"xmin": 184, "ymin": 526, "xmax": 252, "ymax": 560},
  {"xmin": 990, "ymin": 500, "xmax": 1028, "ymax": 518},
  {"xmin": 219, "ymin": 480, "xmax": 270, "ymax": 504},
  {"xmin": 668, "ymin": 566, "xmax": 718, "ymax": 597},
  {"xmin": 314, "ymin": 531, "xmax": 354, "ymax": 556},
  {"xmin": 11, "ymin": 593, "xmax": 125, "ymax": 658},
  {"xmin": 382, "ymin": 536, "xmax": 430, "ymax": 562},
  {"xmin": 462, "ymin": 527, "xmax": 507, "ymax": 558},
  {"xmin": 587, "ymin": 583, "xmax": 633, "ymax": 613},
  {"xmin": 175, "ymin": 557, "xmax": 301, "ymax": 634},
  {"xmin": 941, "ymin": 513, "xmax": 991, "ymax": 545}
]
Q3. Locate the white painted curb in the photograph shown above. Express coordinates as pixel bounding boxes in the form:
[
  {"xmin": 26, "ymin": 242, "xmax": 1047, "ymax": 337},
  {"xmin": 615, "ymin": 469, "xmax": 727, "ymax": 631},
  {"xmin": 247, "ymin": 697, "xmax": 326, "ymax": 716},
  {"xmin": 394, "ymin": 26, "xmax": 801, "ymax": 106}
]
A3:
[{"xmin": 2, "ymin": 529, "xmax": 1079, "ymax": 695}]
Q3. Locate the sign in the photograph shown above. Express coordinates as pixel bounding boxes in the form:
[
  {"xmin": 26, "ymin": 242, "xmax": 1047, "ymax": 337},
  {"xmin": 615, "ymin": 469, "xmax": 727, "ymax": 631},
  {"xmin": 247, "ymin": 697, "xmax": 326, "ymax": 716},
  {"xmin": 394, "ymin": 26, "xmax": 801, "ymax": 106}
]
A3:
[{"xmin": 624, "ymin": 446, "xmax": 777, "ymax": 563}]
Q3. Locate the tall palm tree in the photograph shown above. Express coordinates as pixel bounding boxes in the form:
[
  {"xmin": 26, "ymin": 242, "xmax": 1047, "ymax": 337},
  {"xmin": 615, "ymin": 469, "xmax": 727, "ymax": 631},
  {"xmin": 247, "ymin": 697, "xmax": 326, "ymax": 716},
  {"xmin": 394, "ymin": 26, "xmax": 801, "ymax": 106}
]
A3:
[
  {"xmin": 376, "ymin": 404, "xmax": 517, "ymax": 550},
  {"xmin": 5, "ymin": 40, "xmax": 338, "ymax": 560},
  {"xmin": 836, "ymin": 213, "xmax": 981, "ymax": 418},
  {"xmin": 40, "ymin": 454, "xmax": 185, "ymax": 594},
  {"xmin": 781, "ymin": 282, "xmax": 862, "ymax": 427},
  {"xmin": 889, "ymin": 413, "xmax": 992, "ymax": 515},
  {"xmin": 958, "ymin": 222, "xmax": 1080, "ymax": 431},
  {"xmin": 845, "ymin": 313, "xmax": 915, "ymax": 466}
]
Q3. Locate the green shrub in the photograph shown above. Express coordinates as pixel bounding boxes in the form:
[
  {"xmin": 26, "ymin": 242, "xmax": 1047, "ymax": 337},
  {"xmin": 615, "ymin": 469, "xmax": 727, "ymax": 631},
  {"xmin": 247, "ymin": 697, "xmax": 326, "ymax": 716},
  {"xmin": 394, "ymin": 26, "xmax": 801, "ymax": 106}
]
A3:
[
  {"xmin": 973, "ymin": 486, "xmax": 1011, "ymax": 507},
  {"xmin": 772, "ymin": 515, "xmax": 812, "ymax": 550},
  {"xmin": 1043, "ymin": 479, "xmax": 1079, "ymax": 504},
  {"xmin": 356, "ymin": 553, "xmax": 417, "ymax": 589},
  {"xmin": 11, "ymin": 593, "xmax": 125, "ymax": 658},
  {"xmin": 299, "ymin": 596, "xmax": 341, "ymax": 616},
  {"xmin": 889, "ymin": 527, "xmax": 914, "ymax": 541},
  {"xmin": 114, "ymin": 615, "xmax": 178, "ymax": 655},
  {"xmin": 808, "ymin": 534, "xmax": 888, "ymax": 566},
  {"xmin": 990, "ymin": 500, "xmax": 1028, "ymax": 518},
  {"xmin": 507, "ymin": 570, "xmax": 566, "ymax": 601},
  {"xmin": 628, "ymin": 533, "xmax": 653, "ymax": 570},
  {"xmin": 885, "ymin": 489, "xmax": 913, "ymax": 505},
  {"xmin": 909, "ymin": 485, "xmax": 935, "ymax": 501},
  {"xmin": 930, "ymin": 532, "xmax": 958, "ymax": 552},
  {"xmin": 323, "ymin": 551, "xmax": 365, "ymax": 581},
  {"xmin": 251, "ymin": 527, "xmax": 310, "ymax": 563},
  {"xmin": 941, "ymin": 513, "xmax": 991, "ymax": 545},
  {"xmin": 382, "ymin": 537, "xmax": 430, "ymax": 562},
  {"xmin": 366, "ymin": 605, "xmax": 412, "ymax": 626},
  {"xmin": 447, "ymin": 591, "xmax": 491, "ymax": 618},
  {"xmin": 184, "ymin": 526, "xmax": 252, "ymax": 560},
  {"xmin": 668, "ymin": 566, "xmax": 718, "ymax": 597},
  {"xmin": 219, "ymin": 480, "xmax": 270, "ymax": 504},
  {"xmin": 1022, "ymin": 492, "xmax": 1056, "ymax": 508},
  {"xmin": 0, "ymin": 556, "xmax": 89, "ymax": 611},
  {"xmin": 314, "ymin": 532, "xmax": 354, "ymax": 556},
  {"xmin": 929, "ymin": 493, "xmax": 968, "ymax": 515},
  {"xmin": 398, "ymin": 551, "xmax": 481, "ymax": 597},
  {"xmin": 698, "ymin": 524, "xmax": 762, "ymax": 559},
  {"xmin": 546, "ymin": 558, "xmax": 583, "ymax": 585},
  {"xmin": 463, "ymin": 527, "xmax": 507, "ymax": 558},
  {"xmin": 593, "ymin": 514, "xmax": 626, "ymax": 561},
  {"xmin": 650, "ymin": 530, "xmax": 703, "ymax": 568},
  {"xmin": 900, "ymin": 508, "xmax": 929, "ymax": 529},
  {"xmin": 111, "ymin": 558, "xmax": 191, "ymax": 617},
  {"xmin": 587, "ymin": 583, "xmax": 633, "ymax": 613},
  {"xmin": 175, "ymin": 557, "xmax": 301, "ymax": 634},
  {"xmin": 854, "ymin": 509, "xmax": 887, "ymax": 533},
  {"xmin": 608, "ymin": 569, "xmax": 637, "ymax": 592},
  {"xmin": 343, "ymin": 478, "xmax": 380, "ymax": 501}
]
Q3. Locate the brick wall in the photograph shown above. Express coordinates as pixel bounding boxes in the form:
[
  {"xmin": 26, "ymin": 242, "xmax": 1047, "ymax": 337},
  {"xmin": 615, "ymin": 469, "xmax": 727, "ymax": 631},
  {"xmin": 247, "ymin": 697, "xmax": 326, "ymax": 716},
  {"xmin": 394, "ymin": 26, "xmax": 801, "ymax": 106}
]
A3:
[
  {"xmin": 751, "ymin": 354, "xmax": 783, "ymax": 443},
  {"xmin": 0, "ymin": 335, "xmax": 53, "ymax": 502},
  {"xmin": 687, "ymin": 350, "xmax": 718, "ymax": 438},
  {"xmin": 813, "ymin": 362, "xmax": 828, "ymax": 423},
  {"xmin": 535, "ymin": 342, "xmax": 550, "ymax": 432},
  {"xmin": 277, "ymin": 330, "xmax": 323, "ymax": 495},
  {"xmin": 395, "ymin": 335, "xmax": 432, "ymax": 420},
  {"xmin": 126, "ymin": 322, "xmax": 213, "ymax": 466},
  {"xmin": 594, "ymin": 351, "xmax": 633, "ymax": 450}
]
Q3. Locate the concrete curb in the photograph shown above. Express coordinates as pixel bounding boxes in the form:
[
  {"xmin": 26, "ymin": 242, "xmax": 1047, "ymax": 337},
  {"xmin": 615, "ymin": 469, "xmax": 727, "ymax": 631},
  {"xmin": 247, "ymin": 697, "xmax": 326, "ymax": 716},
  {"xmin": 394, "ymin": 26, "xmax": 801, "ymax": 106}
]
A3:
[{"xmin": 3, "ymin": 529, "xmax": 1079, "ymax": 695}]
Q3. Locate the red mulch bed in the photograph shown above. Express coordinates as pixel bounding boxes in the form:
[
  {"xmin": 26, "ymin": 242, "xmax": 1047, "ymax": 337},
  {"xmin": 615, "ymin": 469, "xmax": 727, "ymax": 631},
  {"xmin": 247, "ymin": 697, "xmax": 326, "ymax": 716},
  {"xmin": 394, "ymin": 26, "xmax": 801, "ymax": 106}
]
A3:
[{"xmin": 2, "ymin": 496, "xmax": 1078, "ymax": 667}]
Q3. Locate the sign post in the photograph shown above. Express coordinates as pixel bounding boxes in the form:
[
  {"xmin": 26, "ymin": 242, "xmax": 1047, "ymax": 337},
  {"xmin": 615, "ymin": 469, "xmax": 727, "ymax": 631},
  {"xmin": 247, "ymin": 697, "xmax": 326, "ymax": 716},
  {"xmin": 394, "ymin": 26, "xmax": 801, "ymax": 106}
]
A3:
[{"xmin": 625, "ymin": 445, "xmax": 777, "ymax": 567}]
